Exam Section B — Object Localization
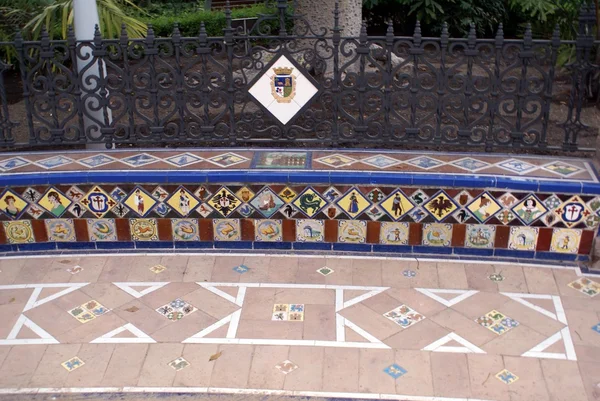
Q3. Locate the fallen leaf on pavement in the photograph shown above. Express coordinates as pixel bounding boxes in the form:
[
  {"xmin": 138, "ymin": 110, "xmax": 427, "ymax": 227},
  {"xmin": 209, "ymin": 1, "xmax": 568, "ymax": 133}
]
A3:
[{"xmin": 209, "ymin": 351, "xmax": 222, "ymax": 362}]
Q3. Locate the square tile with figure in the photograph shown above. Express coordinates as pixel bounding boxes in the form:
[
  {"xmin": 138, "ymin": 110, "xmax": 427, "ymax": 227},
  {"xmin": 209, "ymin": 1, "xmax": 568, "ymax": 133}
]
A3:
[
  {"xmin": 156, "ymin": 299, "xmax": 198, "ymax": 321},
  {"xmin": 272, "ymin": 304, "xmax": 304, "ymax": 321},
  {"xmin": 475, "ymin": 310, "xmax": 519, "ymax": 335},
  {"xmin": 61, "ymin": 356, "xmax": 85, "ymax": 372},
  {"xmin": 383, "ymin": 305, "xmax": 426, "ymax": 329},
  {"xmin": 568, "ymin": 277, "xmax": 599, "ymax": 297},
  {"xmin": 496, "ymin": 369, "xmax": 519, "ymax": 385}
]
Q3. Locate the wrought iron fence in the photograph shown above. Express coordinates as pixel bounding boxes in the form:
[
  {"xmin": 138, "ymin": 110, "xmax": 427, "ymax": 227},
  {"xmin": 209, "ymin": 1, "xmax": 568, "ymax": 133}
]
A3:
[{"xmin": 0, "ymin": 1, "xmax": 598, "ymax": 153}]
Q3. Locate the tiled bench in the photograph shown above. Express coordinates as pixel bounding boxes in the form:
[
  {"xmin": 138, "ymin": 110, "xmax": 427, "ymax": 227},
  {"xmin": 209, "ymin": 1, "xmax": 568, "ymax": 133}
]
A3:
[{"xmin": 0, "ymin": 148, "xmax": 598, "ymax": 263}]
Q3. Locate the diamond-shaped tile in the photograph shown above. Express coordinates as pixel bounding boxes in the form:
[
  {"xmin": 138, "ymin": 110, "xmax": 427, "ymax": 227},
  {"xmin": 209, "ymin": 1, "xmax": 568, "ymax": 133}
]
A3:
[
  {"xmin": 497, "ymin": 159, "xmax": 537, "ymax": 174},
  {"xmin": 111, "ymin": 203, "xmax": 129, "ymax": 218},
  {"xmin": 123, "ymin": 187, "xmax": 157, "ymax": 218},
  {"xmin": 168, "ymin": 357, "xmax": 190, "ymax": 371},
  {"xmin": 293, "ymin": 188, "xmax": 327, "ymax": 218},
  {"xmin": 208, "ymin": 187, "xmax": 241, "ymax": 217},
  {"xmin": 236, "ymin": 187, "xmax": 255, "ymax": 203},
  {"xmin": 275, "ymin": 360, "xmax": 298, "ymax": 375},
  {"xmin": 411, "ymin": 189, "xmax": 429, "ymax": 206},
  {"xmin": 166, "ymin": 186, "xmax": 200, "ymax": 217},
  {"xmin": 383, "ymin": 363, "xmax": 407, "ymax": 379},
  {"xmin": 423, "ymin": 191, "xmax": 458, "ymax": 222},
  {"xmin": 77, "ymin": 154, "xmax": 116, "ymax": 168},
  {"xmin": 466, "ymin": 192, "xmax": 502, "ymax": 223},
  {"xmin": 279, "ymin": 203, "xmax": 298, "ymax": 219},
  {"xmin": 496, "ymin": 369, "xmax": 519, "ymax": 385},
  {"xmin": 151, "ymin": 186, "xmax": 169, "ymax": 202},
  {"xmin": 207, "ymin": 152, "xmax": 249, "ymax": 167},
  {"xmin": 554, "ymin": 196, "xmax": 592, "ymax": 228},
  {"xmin": 250, "ymin": 188, "xmax": 285, "ymax": 218},
  {"xmin": 568, "ymin": 277, "xmax": 599, "ymax": 297},
  {"xmin": 21, "ymin": 187, "xmax": 42, "ymax": 203},
  {"xmin": 542, "ymin": 161, "xmax": 582, "ymax": 177},
  {"xmin": 150, "ymin": 264, "xmax": 166, "ymax": 274},
  {"xmin": 279, "ymin": 187, "xmax": 297, "ymax": 203},
  {"xmin": 0, "ymin": 189, "xmax": 28, "ymax": 220},
  {"xmin": 511, "ymin": 195, "xmax": 548, "ymax": 224},
  {"xmin": 164, "ymin": 153, "xmax": 203, "ymax": 167},
  {"xmin": 406, "ymin": 156, "xmax": 444, "ymax": 170},
  {"xmin": 380, "ymin": 189, "xmax": 415, "ymax": 221},
  {"xmin": 67, "ymin": 202, "xmax": 86, "ymax": 218},
  {"xmin": 544, "ymin": 195, "xmax": 563, "ymax": 210},
  {"xmin": 361, "ymin": 155, "xmax": 401, "ymax": 169},
  {"xmin": 592, "ymin": 323, "xmax": 600, "ymax": 334},
  {"xmin": 409, "ymin": 207, "xmax": 427, "ymax": 222},
  {"xmin": 315, "ymin": 154, "xmax": 357, "ymax": 168},
  {"xmin": 248, "ymin": 55, "xmax": 318, "ymax": 125},
  {"xmin": 120, "ymin": 153, "xmax": 160, "ymax": 167},
  {"xmin": 497, "ymin": 193, "xmax": 518, "ymax": 209},
  {"xmin": 196, "ymin": 202, "xmax": 214, "ymax": 218},
  {"xmin": 0, "ymin": 157, "xmax": 30, "ymax": 171},
  {"xmin": 336, "ymin": 188, "xmax": 372, "ymax": 219},
  {"xmin": 237, "ymin": 203, "xmax": 254, "ymax": 217},
  {"xmin": 365, "ymin": 205, "xmax": 385, "ymax": 221},
  {"xmin": 383, "ymin": 305, "xmax": 425, "ymax": 328},
  {"xmin": 496, "ymin": 209, "xmax": 515, "ymax": 225},
  {"xmin": 475, "ymin": 310, "xmax": 519, "ymax": 335},
  {"xmin": 156, "ymin": 299, "xmax": 197, "ymax": 320},
  {"xmin": 80, "ymin": 186, "xmax": 118, "ymax": 218},
  {"xmin": 450, "ymin": 157, "xmax": 490, "ymax": 171},
  {"xmin": 233, "ymin": 264, "xmax": 249, "ymax": 274},
  {"xmin": 194, "ymin": 186, "xmax": 212, "ymax": 202},
  {"xmin": 317, "ymin": 266, "xmax": 334, "ymax": 276},
  {"xmin": 323, "ymin": 186, "xmax": 342, "ymax": 202},
  {"xmin": 35, "ymin": 155, "xmax": 74, "ymax": 169}
]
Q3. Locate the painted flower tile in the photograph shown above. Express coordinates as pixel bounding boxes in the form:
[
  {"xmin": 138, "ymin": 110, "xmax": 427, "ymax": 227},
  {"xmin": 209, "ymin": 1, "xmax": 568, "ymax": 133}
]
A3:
[
  {"xmin": 68, "ymin": 300, "xmax": 109, "ymax": 323},
  {"xmin": 156, "ymin": 299, "xmax": 197, "ymax": 321},
  {"xmin": 496, "ymin": 369, "xmax": 519, "ymax": 385},
  {"xmin": 567, "ymin": 278, "xmax": 600, "ymax": 297},
  {"xmin": 233, "ymin": 264, "xmax": 249, "ymax": 274},
  {"xmin": 476, "ymin": 310, "xmax": 519, "ymax": 335},
  {"xmin": 275, "ymin": 360, "xmax": 299, "ymax": 375},
  {"xmin": 150, "ymin": 264, "xmax": 167, "ymax": 274},
  {"xmin": 383, "ymin": 363, "xmax": 407, "ymax": 379},
  {"xmin": 383, "ymin": 305, "xmax": 425, "ymax": 328}
]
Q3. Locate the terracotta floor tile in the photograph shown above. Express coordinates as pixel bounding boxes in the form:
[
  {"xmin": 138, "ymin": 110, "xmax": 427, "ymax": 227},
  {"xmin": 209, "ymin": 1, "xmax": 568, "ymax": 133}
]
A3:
[
  {"xmin": 357, "ymin": 348, "xmax": 396, "ymax": 394},
  {"xmin": 564, "ymin": 309, "xmax": 600, "ymax": 347},
  {"xmin": 322, "ymin": 257, "xmax": 354, "ymax": 285},
  {"xmin": 29, "ymin": 344, "xmax": 81, "ymax": 387},
  {"xmin": 0, "ymin": 305, "xmax": 32, "ymax": 339},
  {"xmin": 379, "ymin": 288, "xmax": 448, "ymax": 316},
  {"xmin": 100, "ymin": 344, "xmax": 149, "ymax": 386},
  {"xmin": 467, "ymin": 354, "xmax": 510, "ymax": 401},
  {"xmin": 248, "ymin": 345, "xmax": 290, "ymax": 389},
  {"xmin": 48, "ymin": 288, "xmax": 94, "ymax": 312},
  {"xmin": 283, "ymin": 346, "xmax": 323, "ymax": 391},
  {"xmin": 503, "ymin": 356, "xmax": 550, "ymax": 401},
  {"xmin": 80, "ymin": 283, "xmax": 136, "ymax": 310},
  {"xmin": 112, "ymin": 300, "xmax": 173, "ymax": 335},
  {"xmin": 44, "ymin": 259, "xmax": 82, "ymax": 283},
  {"xmin": 339, "ymin": 303, "xmax": 404, "ymax": 341},
  {"xmin": 522, "ymin": 266, "xmax": 559, "ymax": 295},
  {"xmin": 150, "ymin": 310, "xmax": 217, "ymax": 343},
  {"xmin": 127, "ymin": 256, "xmax": 187, "ymax": 282},
  {"xmin": 240, "ymin": 288, "xmax": 278, "ymax": 321},
  {"xmin": 381, "ymin": 260, "xmax": 418, "ymax": 289},
  {"xmin": 209, "ymin": 344, "xmax": 254, "ymax": 388},
  {"xmin": 574, "ymin": 344, "xmax": 600, "ymax": 363},
  {"xmin": 0, "ymin": 287, "xmax": 32, "ymax": 310},
  {"xmin": 0, "ymin": 258, "xmax": 26, "ymax": 284},
  {"xmin": 236, "ymin": 319, "xmax": 304, "ymax": 340},
  {"xmin": 274, "ymin": 288, "xmax": 334, "ymax": 305},
  {"xmin": 497, "ymin": 298, "xmax": 565, "ymax": 337},
  {"xmin": 576, "ymin": 361, "xmax": 600, "ymax": 401},
  {"xmin": 465, "ymin": 263, "xmax": 499, "ymax": 292},
  {"xmin": 562, "ymin": 295, "xmax": 600, "ymax": 314},
  {"xmin": 553, "ymin": 269, "xmax": 588, "ymax": 298},
  {"xmin": 429, "ymin": 308, "xmax": 498, "ymax": 347},
  {"xmin": 431, "ymin": 353, "xmax": 471, "ymax": 398},
  {"xmin": 67, "ymin": 257, "xmax": 106, "ymax": 283},
  {"xmin": 12, "ymin": 260, "xmax": 51, "ymax": 284},
  {"xmin": 495, "ymin": 265, "xmax": 529, "ymax": 293},
  {"xmin": 267, "ymin": 257, "xmax": 299, "ymax": 283},
  {"xmin": 352, "ymin": 259, "xmax": 383, "ymax": 286},
  {"xmin": 295, "ymin": 258, "xmax": 328, "ymax": 284},
  {"xmin": 63, "ymin": 344, "xmax": 115, "ymax": 387},
  {"xmin": 383, "ymin": 318, "xmax": 449, "ymax": 350},
  {"xmin": 138, "ymin": 282, "xmax": 201, "ymax": 309},
  {"xmin": 450, "ymin": 291, "xmax": 512, "ymax": 319},
  {"xmin": 184, "ymin": 287, "xmax": 240, "ymax": 320},
  {"xmin": 211, "ymin": 256, "xmax": 246, "ymax": 282},
  {"xmin": 173, "ymin": 344, "xmax": 219, "ymax": 386},
  {"xmin": 392, "ymin": 349, "xmax": 433, "ymax": 396},
  {"xmin": 302, "ymin": 304, "xmax": 336, "ymax": 341},
  {"xmin": 24, "ymin": 302, "xmax": 81, "ymax": 338},
  {"xmin": 437, "ymin": 263, "xmax": 469, "ymax": 289},
  {"xmin": 541, "ymin": 359, "xmax": 588, "ymax": 401},
  {"xmin": 322, "ymin": 347, "xmax": 360, "ymax": 392},
  {"xmin": 239, "ymin": 256, "xmax": 269, "ymax": 283},
  {"xmin": 138, "ymin": 343, "xmax": 184, "ymax": 386},
  {"xmin": 481, "ymin": 324, "xmax": 548, "ymax": 356},
  {"xmin": 402, "ymin": 261, "xmax": 440, "ymax": 288},
  {"xmin": 98, "ymin": 256, "xmax": 140, "ymax": 283},
  {"xmin": 0, "ymin": 345, "xmax": 47, "ymax": 387},
  {"xmin": 183, "ymin": 255, "xmax": 215, "ymax": 282},
  {"xmin": 57, "ymin": 312, "xmax": 127, "ymax": 344}
]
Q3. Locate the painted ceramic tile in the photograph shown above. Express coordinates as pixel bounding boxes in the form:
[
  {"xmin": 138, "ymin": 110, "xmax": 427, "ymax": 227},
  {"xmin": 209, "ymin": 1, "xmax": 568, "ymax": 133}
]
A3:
[
  {"xmin": 381, "ymin": 190, "xmax": 414, "ymax": 221},
  {"xmin": 250, "ymin": 188, "xmax": 285, "ymax": 218},
  {"xmin": 3, "ymin": 220, "xmax": 34, "ymax": 244},
  {"xmin": 567, "ymin": 277, "xmax": 599, "ymax": 297},
  {"xmin": 324, "ymin": 205, "xmax": 342, "ymax": 219},
  {"xmin": 496, "ymin": 209, "xmax": 515, "ymax": 225},
  {"xmin": 253, "ymin": 151, "xmax": 309, "ymax": 169},
  {"xmin": 111, "ymin": 203, "xmax": 129, "ymax": 218},
  {"xmin": 80, "ymin": 186, "xmax": 117, "ymax": 218},
  {"xmin": 314, "ymin": 153, "xmax": 356, "ymax": 168},
  {"xmin": 550, "ymin": 228, "xmax": 582, "ymax": 254},
  {"xmin": 67, "ymin": 202, "xmax": 86, "ymax": 218},
  {"xmin": 512, "ymin": 195, "xmax": 547, "ymax": 224},
  {"xmin": 497, "ymin": 159, "xmax": 536, "ymax": 174},
  {"xmin": 508, "ymin": 226, "xmax": 539, "ymax": 251},
  {"xmin": 383, "ymin": 363, "xmax": 407, "ymax": 379},
  {"xmin": 323, "ymin": 186, "xmax": 342, "ymax": 202},
  {"xmin": 409, "ymin": 207, "xmax": 427, "ymax": 222},
  {"xmin": 156, "ymin": 298, "xmax": 197, "ymax": 320},
  {"xmin": 67, "ymin": 266, "xmax": 83, "ymax": 274},
  {"xmin": 465, "ymin": 225, "xmax": 496, "ymax": 248},
  {"xmin": 109, "ymin": 187, "xmax": 127, "ymax": 203},
  {"xmin": 255, "ymin": 219, "xmax": 283, "ymax": 241},
  {"xmin": 130, "ymin": 218, "xmax": 159, "ymax": 241},
  {"xmin": 196, "ymin": 202, "xmax": 214, "ymax": 218},
  {"xmin": 544, "ymin": 195, "xmax": 563, "ymax": 210},
  {"xmin": 452, "ymin": 208, "xmax": 471, "ymax": 224},
  {"xmin": 21, "ymin": 187, "xmax": 42, "ymax": 203},
  {"xmin": 120, "ymin": 153, "xmax": 159, "ymax": 167},
  {"xmin": 365, "ymin": 205, "xmax": 385, "ymax": 221},
  {"xmin": 317, "ymin": 266, "xmax": 334, "ymax": 276},
  {"xmin": 272, "ymin": 304, "xmax": 304, "ymax": 321},
  {"xmin": 475, "ymin": 310, "xmax": 519, "ymax": 335},
  {"xmin": 150, "ymin": 264, "xmax": 166, "ymax": 273},
  {"xmin": 293, "ymin": 188, "xmax": 327, "ymax": 218},
  {"xmin": 172, "ymin": 219, "xmax": 200, "ymax": 241},
  {"xmin": 153, "ymin": 202, "xmax": 171, "ymax": 217},
  {"xmin": 151, "ymin": 186, "xmax": 169, "ymax": 201},
  {"xmin": 451, "ymin": 157, "xmax": 489, "ymax": 171},
  {"xmin": 554, "ymin": 196, "xmax": 591, "ymax": 228},
  {"xmin": 275, "ymin": 360, "xmax": 298, "ymax": 374},
  {"xmin": 423, "ymin": 191, "xmax": 458, "ymax": 221},
  {"xmin": 296, "ymin": 219, "xmax": 324, "ymax": 242},
  {"xmin": 497, "ymin": 193, "xmax": 518, "ymax": 209},
  {"xmin": 367, "ymin": 188, "xmax": 385, "ymax": 203},
  {"xmin": 213, "ymin": 219, "xmax": 241, "ymax": 241},
  {"xmin": 453, "ymin": 190, "xmax": 472, "ymax": 207},
  {"xmin": 0, "ymin": 156, "xmax": 29, "ymax": 170},
  {"xmin": 166, "ymin": 187, "xmax": 200, "ymax": 217},
  {"xmin": 422, "ymin": 223, "xmax": 452, "ymax": 247},
  {"xmin": 584, "ymin": 214, "xmax": 600, "ymax": 229},
  {"xmin": 236, "ymin": 187, "xmax": 255, "ymax": 203},
  {"xmin": 123, "ymin": 187, "xmax": 157, "ymax": 218},
  {"xmin": 83, "ymin": 300, "xmax": 109, "ymax": 316},
  {"xmin": 208, "ymin": 187, "xmax": 241, "ymax": 217},
  {"xmin": 45, "ymin": 219, "xmax": 75, "ymax": 242},
  {"xmin": 0, "ymin": 189, "xmax": 28, "ymax": 219},
  {"xmin": 467, "ymin": 192, "xmax": 502, "ymax": 223},
  {"xmin": 25, "ymin": 204, "xmax": 44, "ymax": 219},
  {"xmin": 234, "ymin": 203, "xmax": 252, "ymax": 218},
  {"xmin": 207, "ymin": 152, "xmax": 248, "ymax": 167},
  {"xmin": 543, "ymin": 161, "xmax": 581, "ymax": 176},
  {"xmin": 77, "ymin": 154, "xmax": 116, "ymax": 168},
  {"xmin": 338, "ymin": 220, "xmax": 367, "ymax": 243},
  {"xmin": 168, "ymin": 357, "xmax": 190, "ymax": 371},
  {"xmin": 380, "ymin": 222, "xmax": 409, "ymax": 245},
  {"xmin": 410, "ymin": 189, "xmax": 429, "ymax": 206},
  {"xmin": 233, "ymin": 264, "xmax": 249, "ymax": 273},
  {"xmin": 406, "ymin": 156, "xmax": 443, "ymax": 169},
  {"xmin": 279, "ymin": 203, "xmax": 298, "ymax": 219},
  {"xmin": 61, "ymin": 357, "xmax": 85, "ymax": 372},
  {"xmin": 496, "ymin": 369, "xmax": 519, "ymax": 385},
  {"xmin": 68, "ymin": 305, "xmax": 96, "ymax": 323},
  {"xmin": 361, "ymin": 154, "xmax": 400, "ymax": 169},
  {"xmin": 279, "ymin": 187, "xmax": 297, "ymax": 203},
  {"xmin": 592, "ymin": 323, "xmax": 600, "ymax": 334},
  {"xmin": 336, "ymin": 188, "xmax": 371, "ymax": 219},
  {"xmin": 164, "ymin": 153, "xmax": 202, "ymax": 167},
  {"xmin": 383, "ymin": 304, "xmax": 426, "ymax": 328},
  {"xmin": 194, "ymin": 186, "xmax": 212, "ymax": 202},
  {"xmin": 38, "ymin": 187, "xmax": 72, "ymax": 217}
]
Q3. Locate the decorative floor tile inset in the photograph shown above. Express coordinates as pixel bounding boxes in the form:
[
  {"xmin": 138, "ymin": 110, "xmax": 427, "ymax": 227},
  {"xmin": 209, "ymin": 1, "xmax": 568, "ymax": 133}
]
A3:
[
  {"xmin": 489, "ymin": 273, "xmax": 504, "ymax": 282},
  {"xmin": 272, "ymin": 304, "xmax": 304, "ymax": 321},
  {"xmin": 317, "ymin": 266, "xmax": 334, "ymax": 276},
  {"xmin": 156, "ymin": 299, "xmax": 198, "ymax": 321},
  {"xmin": 383, "ymin": 305, "xmax": 426, "ymax": 328},
  {"xmin": 383, "ymin": 363, "xmax": 407, "ymax": 379},
  {"xmin": 168, "ymin": 357, "xmax": 190, "ymax": 371},
  {"xmin": 61, "ymin": 356, "xmax": 85, "ymax": 372},
  {"xmin": 567, "ymin": 278, "xmax": 600, "ymax": 297},
  {"xmin": 68, "ymin": 300, "xmax": 109, "ymax": 323},
  {"xmin": 67, "ymin": 266, "xmax": 83, "ymax": 275},
  {"xmin": 233, "ymin": 264, "xmax": 249, "ymax": 274},
  {"xmin": 275, "ymin": 360, "xmax": 299, "ymax": 375},
  {"xmin": 592, "ymin": 323, "xmax": 600, "ymax": 334},
  {"xmin": 314, "ymin": 154, "xmax": 357, "ymax": 168},
  {"xmin": 496, "ymin": 369, "xmax": 519, "ymax": 385},
  {"xmin": 403, "ymin": 270, "xmax": 416, "ymax": 278},
  {"xmin": 150, "ymin": 264, "xmax": 167, "ymax": 274},
  {"xmin": 476, "ymin": 310, "xmax": 519, "ymax": 335},
  {"xmin": 361, "ymin": 154, "xmax": 401, "ymax": 169}
]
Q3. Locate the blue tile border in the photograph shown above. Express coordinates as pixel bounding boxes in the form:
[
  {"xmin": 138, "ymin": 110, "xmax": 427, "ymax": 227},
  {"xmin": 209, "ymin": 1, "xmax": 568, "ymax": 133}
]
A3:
[{"xmin": 0, "ymin": 170, "xmax": 599, "ymax": 195}]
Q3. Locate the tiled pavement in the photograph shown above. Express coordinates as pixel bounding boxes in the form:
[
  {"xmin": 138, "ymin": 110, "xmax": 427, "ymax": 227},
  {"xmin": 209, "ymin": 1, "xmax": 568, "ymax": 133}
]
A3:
[{"xmin": 0, "ymin": 253, "xmax": 598, "ymax": 401}]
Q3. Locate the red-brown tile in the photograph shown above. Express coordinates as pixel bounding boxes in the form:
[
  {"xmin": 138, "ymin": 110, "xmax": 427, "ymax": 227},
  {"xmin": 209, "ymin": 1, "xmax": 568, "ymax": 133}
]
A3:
[
  {"xmin": 157, "ymin": 219, "xmax": 173, "ymax": 241},
  {"xmin": 495, "ymin": 225, "xmax": 509, "ymax": 249},
  {"xmin": 73, "ymin": 219, "xmax": 88, "ymax": 242},
  {"xmin": 452, "ymin": 224, "xmax": 466, "ymax": 247},
  {"xmin": 115, "ymin": 219, "xmax": 130, "ymax": 241},
  {"xmin": 199, "ymin": 219, "xmax": 213, "ymax": 241},
  {"xmin": 536, "ymin": 228, "xmax": 552, "ymax": 252},
  {"xmin": 366, "ymin": 221, "xmax": 380, "ymax": 244},
  {"xmin": 0, "ymin": 222, "xmax": 6, "ymax": 245},
  {"xmin": 241, "ymin": 219, "xmax": 254, "ymax": 241},
  {"xmin": 324, "ymin": 220, "xmax": 338, "ymax": 243},
  {"xmin": 282, "ymin": 219, "xmax": 295, "ymax": 242},
  {"xmin": 409, "ymin": 223, "xmax": 422, "ymax": 246},
  {"xmin": 31, "ymin": 220, "xmax": 48, "ymax": 242},
  {"xmin": 578, "ymin": 230, "xmax": 594, "ymax": 255}
]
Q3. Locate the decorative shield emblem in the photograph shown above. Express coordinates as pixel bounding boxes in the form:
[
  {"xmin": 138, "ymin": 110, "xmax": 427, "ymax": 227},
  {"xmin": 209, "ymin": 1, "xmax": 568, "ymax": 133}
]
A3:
[{"xmin": 271, "ymin": 67, "xmax": 295, "ymax": 103}]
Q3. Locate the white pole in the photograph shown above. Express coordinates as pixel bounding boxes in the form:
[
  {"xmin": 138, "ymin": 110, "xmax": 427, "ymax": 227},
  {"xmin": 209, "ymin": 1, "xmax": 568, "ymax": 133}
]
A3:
[{"xmin": 73, "ymin": 0, "xmax": 113, "ymax": 149}]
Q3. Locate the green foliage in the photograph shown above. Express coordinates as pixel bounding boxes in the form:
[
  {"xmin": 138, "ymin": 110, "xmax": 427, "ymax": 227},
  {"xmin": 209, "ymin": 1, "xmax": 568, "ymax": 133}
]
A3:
[
  {"xmin": 148, "ymin": 4, "xmax": 277, "ymax": 37},
  {"xmin": 508, "ymin": 0, "xmax": 584, "ymax": 39}
]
